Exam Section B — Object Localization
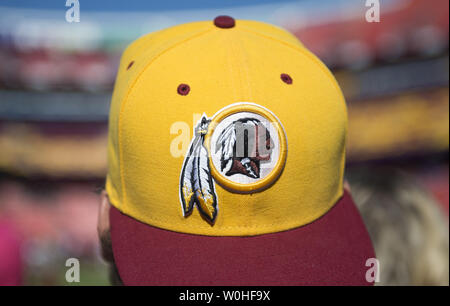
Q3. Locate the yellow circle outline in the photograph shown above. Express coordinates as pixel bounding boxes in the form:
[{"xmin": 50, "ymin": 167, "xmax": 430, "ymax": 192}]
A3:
[{"xmin": 205, "ymin": 103, "xmax": 287, "ymax": 193}]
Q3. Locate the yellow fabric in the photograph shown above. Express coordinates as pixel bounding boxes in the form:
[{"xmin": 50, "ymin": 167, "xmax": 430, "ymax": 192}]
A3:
[{"xmin": 106, "ymin": 19, "xmax": 347, "ymax": 236}]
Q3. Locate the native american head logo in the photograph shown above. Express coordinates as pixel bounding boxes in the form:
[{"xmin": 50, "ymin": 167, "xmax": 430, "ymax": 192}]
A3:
[
  {"xmin": 215, "ymin": 118, "xmax": 274, "ymax": 179},
  {"xmin": 179, "ymin": 103, "xmax": 287, "ymax": 224}
]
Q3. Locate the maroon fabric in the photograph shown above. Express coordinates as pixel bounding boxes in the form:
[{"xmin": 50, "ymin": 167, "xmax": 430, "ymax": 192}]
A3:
[
  {"xmin": 110, "ymin": 190, "xmax": 375, "ymax": 286},
  {"xmin": 280, "ymin": 73, "xmax": 293, "ymax": 84},
  {"xmin": 177, "ymin": 83, "xmax": 190, "ymax": 96},
  {"xmin": 126, "ymin": 61, "xmax": 134, "ymax": 70},
  {"xmin": 213, "ymin": 16, "xmax": 235, "ymax": 29}
]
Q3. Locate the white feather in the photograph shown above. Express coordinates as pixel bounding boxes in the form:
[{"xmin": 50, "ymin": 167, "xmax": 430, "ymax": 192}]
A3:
[
  {"xmin": 193, "ymin": 138, "xmax": 217, "ymax": 220},
  {"xmin": 216, "ymin": 123, "xmax": 236, "ymax": 171},
  {"xmin": 180, "ymin": 137, "xmax": 200, "ymax": 214},
  {"xmin": 198, "ymin": 143, "xmax": 214, "ymax": 196},
  {"xmin": 191, "ymin": 143, "xmax": 202, "ymax": 192}
]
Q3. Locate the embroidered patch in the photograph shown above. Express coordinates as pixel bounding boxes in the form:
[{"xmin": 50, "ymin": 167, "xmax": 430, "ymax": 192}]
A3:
[{"xmin": 179, "ymin": 103, "xmax": 288, "ymax": 223}]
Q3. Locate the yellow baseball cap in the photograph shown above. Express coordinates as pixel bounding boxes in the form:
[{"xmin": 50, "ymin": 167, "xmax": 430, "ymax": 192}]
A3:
[{"xmin": 107, "ymin": 16, "xmax": 375, "ymax": 285}]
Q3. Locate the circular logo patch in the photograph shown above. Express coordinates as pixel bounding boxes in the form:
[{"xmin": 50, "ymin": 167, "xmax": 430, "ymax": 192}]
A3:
[{"xmin": 205, "ymin": 103, "xmax": 287, "ymax": 193}]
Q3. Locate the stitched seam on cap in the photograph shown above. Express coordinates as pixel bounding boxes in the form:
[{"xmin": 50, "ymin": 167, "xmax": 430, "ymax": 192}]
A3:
[
  {"xmin": 118, "ymin": 28, "xmax": 213, "ymax": 212},
  {"xmin": 239, "ymin": 26, "xmax": 346, "ymax": 100},
  {"xmin": 235, "ymin": 30, "xmax": 254, "ymax": 102},
  {"xmin": 227, "ymin": 32, "xmax": 255, "ymax": 227},
  {"xmin": 223, "ymin": 31, "xmax": 239, "ymax": 101}
]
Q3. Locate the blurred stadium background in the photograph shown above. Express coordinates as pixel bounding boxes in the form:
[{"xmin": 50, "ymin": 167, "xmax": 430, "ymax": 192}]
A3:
[{"xmin": 0, "ymin": 0, "xmax": 448, "ymax": 285}]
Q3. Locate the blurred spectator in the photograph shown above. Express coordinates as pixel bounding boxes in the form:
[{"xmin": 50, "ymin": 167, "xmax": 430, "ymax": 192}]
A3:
[
  {"xmin": 347, "ymin": 167, "xmax": 449, "ymax": 286},
  {"xmin": 0, "ymin": 219, "xmax": 23, "ymax": 286}
]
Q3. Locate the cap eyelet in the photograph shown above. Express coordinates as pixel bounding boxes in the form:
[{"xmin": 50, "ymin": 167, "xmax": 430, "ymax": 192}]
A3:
[
  {"xmin": 214, "ymin": 16, "xmax": 235, "ymax": 29},
  {"xmin": 126, "ymin": 61, "xmax": 134, "ymax": 70},
  {"xmin": 177, "ymin": 84, "xmax": 190, "ymax": 96},
  {"xmin": 280, "ymin": 73, "xmax": 293, "ymax": 84}
]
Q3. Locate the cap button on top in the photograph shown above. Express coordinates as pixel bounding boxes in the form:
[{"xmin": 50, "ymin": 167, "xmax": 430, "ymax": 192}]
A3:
[{"xmin": 214, "ymin": 16, "xmax": 235, "ymax": 29}]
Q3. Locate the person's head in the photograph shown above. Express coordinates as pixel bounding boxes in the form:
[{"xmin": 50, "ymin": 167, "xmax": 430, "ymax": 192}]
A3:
[
  {"xmin": 347, "ymin": 167, "xmax": 449, "ymax": 286},
  {"xmin": 98, "ymin": 16, "xmax": 375, "ymax": 285},
  {"xmin": 97, "ymin": 190, "xmax": 122, "ymax": 285}
]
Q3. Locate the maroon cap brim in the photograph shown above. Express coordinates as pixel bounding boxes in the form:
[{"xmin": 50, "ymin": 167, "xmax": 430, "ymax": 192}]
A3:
[{"xmin": 110, "ymin": 190, "xmax": 375, "ymax": 286}]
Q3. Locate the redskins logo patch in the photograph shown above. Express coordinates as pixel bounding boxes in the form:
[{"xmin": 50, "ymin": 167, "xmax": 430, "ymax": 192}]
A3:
[{"xmin": 179, "ymin": 103, "xmax": 287, "ymax": 223}]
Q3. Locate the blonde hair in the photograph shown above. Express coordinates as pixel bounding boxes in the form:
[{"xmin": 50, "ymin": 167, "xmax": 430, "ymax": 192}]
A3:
[{"xmin": 348, "ymin": 167, "xmax": 449, "ymax": 286}]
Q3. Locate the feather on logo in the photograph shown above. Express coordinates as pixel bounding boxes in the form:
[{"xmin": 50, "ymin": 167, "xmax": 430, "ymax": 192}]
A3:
[{"xmin": 180, "ymin": 116, "xmax": 218, "ymax": 222}]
